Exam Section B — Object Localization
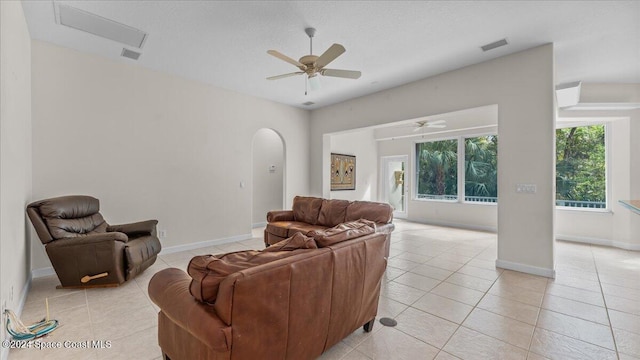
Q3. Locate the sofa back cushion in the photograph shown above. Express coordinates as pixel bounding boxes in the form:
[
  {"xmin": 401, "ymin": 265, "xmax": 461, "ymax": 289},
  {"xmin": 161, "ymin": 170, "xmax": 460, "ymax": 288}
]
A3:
[
  {"xmin": 317, "ymin": 199, "xmax": 350, "ymax": 227},
  {"xmin": 308, "ymin": 220, "xmax": 376, "ymax": 247},
  {"xmin": 292, "ymin": 196, "xmax": 323, "ymax": 225},
  {"xmin": 345, "ymin": 201, "xmax": 393, "ymax": 224},
  {"xmin": 188, "ymin": 233, "xmax": 316, "ymax": 303}
]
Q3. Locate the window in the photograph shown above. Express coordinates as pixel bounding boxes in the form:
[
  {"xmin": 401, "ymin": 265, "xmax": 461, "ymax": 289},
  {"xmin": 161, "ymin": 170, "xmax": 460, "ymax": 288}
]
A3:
[
  {"xmin": 556, "ymin": 124, "xmax": 606, "ymax": 209},
  {"xmin": 465, "ymin": 136, "xmax": 498, "ymax": 203},
  {"xmin": 416, "ymin": 139, "xmax": 458, "ymax": 200}
]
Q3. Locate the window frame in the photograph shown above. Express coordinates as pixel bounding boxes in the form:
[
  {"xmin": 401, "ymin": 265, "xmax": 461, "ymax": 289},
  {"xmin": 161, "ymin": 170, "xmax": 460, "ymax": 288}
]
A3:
[
  {"xmin": 555, "ymin": 121, "xmax": 611, "ymax": 213},
  {"xmin": 414, "ymin": 131, "xmax": 498, "ymax": 206}
]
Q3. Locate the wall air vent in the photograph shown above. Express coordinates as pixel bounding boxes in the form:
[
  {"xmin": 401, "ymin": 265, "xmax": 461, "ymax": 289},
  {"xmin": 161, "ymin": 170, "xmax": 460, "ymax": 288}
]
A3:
[
  {"xmin": 481, "ymin": 38, "xmax": 508, "ymax": 52},
  {"xmin": 302, "ymin": 101, "xmax": 315, "ymax": 106},
  {"xmin": 121, "ymin": 48, "xmax": 141, "ymax": 60},
  {"xmin": 57, "ymin": 4, "xmax": 147, "ymax": 48}
]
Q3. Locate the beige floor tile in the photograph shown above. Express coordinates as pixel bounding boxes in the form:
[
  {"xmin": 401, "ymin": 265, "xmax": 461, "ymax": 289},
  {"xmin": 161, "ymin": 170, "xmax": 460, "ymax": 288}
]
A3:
[
  {"xmin": 341, "ymin": 325, "xmax": 381, "ymax": 349},
  {"xmin": 435, "ymin": 351, "xmax": 462, "ymax": 359},
  {"xmin": 618, "ymin": 353, "xmax": 640, "ymax": 360},
  {"xmin": 489, "ymin": 282, "xmax": 545, "ymax": 307},
  {"xmin": 409, "ymin": 264, "xmax": 454, "ymax": 281},
  {"xmin": 551, "ymin": 273, "xmax": 601, "ymax": 292},
  {"xmin": 96, "ymin": 326, "xmax": 161, "ymax": 360},
  {"xmin": 456, "ymin": 264, "xmax": 502, "ymax": 281},
  {"xmin": 393, "ymin": 272, "xmax": 442, "ymax": 292},
  {"xmin": 341, "ymin": 349, "xmax": 372, "ymax": 360},
  {"xmin": 608, "ymin": 309, "xmax": 640, "ymax": 334},
  {"xmin": 614, "ymin": 328, "xmax": 640, "ymax": 358},
  {"xmin": 598, "ymin": 273, "xmax": 640, "ymax": 290},
  {"xmin": 497, "ymin": 270, "xmax": 548, "ymax": 293},
  {"xmin": 355, "ymin": 327, "xmax": 439, "ymax": 360},
  {"xmin": 380, "ymin": 281, "xmax": 426, "ymax": 305},
  {"xmin": 445, "ymin": 273, "xmax": 494, "ymax": 292},
  {"xmin": 443, "ymin": 326, "xmax": 527, "ymax": 360},
  {"xmin": 462, "ymin": 308, "xmax": 534, "ymax": 349},
  {"xmin": 526, "ymin": 352, "xmax": 550, "ymax": 360},
  {"xmin": 466, "ymin": 258, "xmax": 497, "ymax": 270},
  {"xmin": 20, "ymin": 290, "xmax": 87, "ymax": 323},
  {"xmin": 604, "ymin": 294, "xmax": 640, "ymax": 316},
  {"xmin": 435, "ymin": 252, "xmax": 473, "ymax": 264},
  {"xmin": 395, "ymin": 307, "xmax": 458, "ymax": 348},
  {"xmin": 476, "ymin": 293, "xmax": 540, "ymax": 325},
  {"xmin": 601, "ymin": 282, "xmax": 640, "ymax": 301},
  {"xmin": 529, "ymin": 328, "xmax": 617, "ymax": 360},
  {"xmin": 431, "ymin": 282, "xmax": 484, "ymax": 306},
  {"xmin": 544, "ymin": 282, "xmax": 604, "ymax": 307},
  {"xmin": 383, "ymin": 267, "xmax": 406, "ymax": 281},
  {"xmin": 412, "ymin": 293, "xmax": 473, "ymax": 324},
  {"xmin": 536, "ymin": 309, "xmax": 615, "ymax": 350},
  {"xmin": 11, "ymin": 346, "xmax": 98, "ymax": 360},
  {"xmin": 376, "ymin": 295, "xmax": 409, "ymax": 319},
  {"xmin": 91, "ymin": 304, "xmax": 157, "ymax": 341},
  {"xmin": 158, "ymin": 250, "xmax": 194, "ymax": 264},
  {"xmin": 393, "ymin": 252, "xmax": 432, "ymax": 264},
  {"xmin": 541, "ymin": 294, "xmax": 609, "ymax": 325},
  {"xmin": 387, "ymin": 257, "xmax": 421, "ymax": 272},
  {"xmin": 425, "ymin": 258, "xmax": 465, "ymax": 272}
]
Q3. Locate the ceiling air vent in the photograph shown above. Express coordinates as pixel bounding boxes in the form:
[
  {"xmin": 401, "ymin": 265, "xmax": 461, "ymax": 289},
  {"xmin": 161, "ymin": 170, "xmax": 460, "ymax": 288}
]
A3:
[
  {"xmin": 302, "ymin": 101, "xmax": 315, "ymax": 106},
  {"xmin": 481, "ymin": 39, "xmax": 508, "ymax": 52},
  {"xmin": 121, "ymin": 48, "xmax": 141, "ymax": 60},
  {"xmin": 57, "ymin": 4, "xmax": 147, "ymax": 48}
]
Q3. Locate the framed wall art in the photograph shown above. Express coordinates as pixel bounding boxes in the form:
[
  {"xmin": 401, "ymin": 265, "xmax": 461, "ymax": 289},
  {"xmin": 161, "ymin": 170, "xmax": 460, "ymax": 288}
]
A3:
[{"xmin": 331, "ymin": 153, "xmax": 356, "ymax": 191}]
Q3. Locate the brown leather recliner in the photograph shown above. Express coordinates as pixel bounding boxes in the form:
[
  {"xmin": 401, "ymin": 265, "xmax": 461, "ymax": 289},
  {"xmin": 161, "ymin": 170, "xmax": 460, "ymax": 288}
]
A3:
[{"xmin": 27, "ymin": 195, "xmax": 162, "ymax": 288}]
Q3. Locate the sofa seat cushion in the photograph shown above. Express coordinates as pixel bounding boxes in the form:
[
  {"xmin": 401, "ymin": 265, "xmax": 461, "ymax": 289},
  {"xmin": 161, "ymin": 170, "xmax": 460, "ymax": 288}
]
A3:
[
  {"xmin": 308, "ymin": 220, "xmax": 376, "ymax": 247},
  {"xmin": 188, "ymin": 234, "xmax": 316, "ymax": 304},
  {"xmin": 265, "ymin": 221, "xmax": 297, "ymax": 238},
  {"xmin": 287, "ymin": 223, "xmax": 328, "ymax": 237}
]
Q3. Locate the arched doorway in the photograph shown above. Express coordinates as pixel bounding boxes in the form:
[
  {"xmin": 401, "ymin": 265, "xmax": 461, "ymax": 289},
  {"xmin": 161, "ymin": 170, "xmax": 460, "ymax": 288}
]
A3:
[{"xmin": 251, "ymin": 128, "xmax": 285, "ymax": 227}]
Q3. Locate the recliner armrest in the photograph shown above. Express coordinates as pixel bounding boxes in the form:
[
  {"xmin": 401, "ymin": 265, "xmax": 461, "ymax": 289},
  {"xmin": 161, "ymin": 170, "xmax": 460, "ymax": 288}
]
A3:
[
  {"xmin": 266, "ymin": 210, "xmax": 294, "ymax": 222},
  {"xmin": 107, "ymin": 220, "xmax": 158, "ymax": 236},
  {"xmin": 47, "ymin": 232, "xmax": 129, "ymax": 247}
]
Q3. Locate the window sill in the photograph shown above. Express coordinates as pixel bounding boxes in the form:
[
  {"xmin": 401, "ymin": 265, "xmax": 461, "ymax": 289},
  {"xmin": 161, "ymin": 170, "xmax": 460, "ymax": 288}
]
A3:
[{"xmin": 556, "ymin": 206, "xmax": 612, "ymax": 214}]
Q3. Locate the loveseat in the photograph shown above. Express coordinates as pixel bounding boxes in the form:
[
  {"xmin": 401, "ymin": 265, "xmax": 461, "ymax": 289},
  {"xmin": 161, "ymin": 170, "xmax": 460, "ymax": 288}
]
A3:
[
  {"xmin": 265, "ymin": 196, "xmax": 395, "ymax": 257},
  {"xmin": 149, "ymin": 220, "xmax": 387, "ymax": 360}
]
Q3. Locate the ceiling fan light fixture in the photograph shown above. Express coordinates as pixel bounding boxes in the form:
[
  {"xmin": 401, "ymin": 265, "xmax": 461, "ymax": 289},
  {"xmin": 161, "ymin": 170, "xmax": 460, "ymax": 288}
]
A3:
[{"xmin": 308, "ymin": 75, "xmax": 321, "ymax": 91}]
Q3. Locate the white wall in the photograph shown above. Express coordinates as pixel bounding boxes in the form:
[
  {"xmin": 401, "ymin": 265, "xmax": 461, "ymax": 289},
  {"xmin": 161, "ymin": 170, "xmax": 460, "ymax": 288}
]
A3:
[
  {"xmin": 252, "ymin": 128, "xmax": 284, "ymax": 225},
  {"xmin": 329, "ymin": 128, "xmax": 377, "ymax": 201},
  {"xmin": 311, "ymin": 45, "xmax": 556, "ymax": 277},
  {"xmin": 30, "ymin": 41, "xmax": 310, "ymax": 270},
  {"xmin": 0, "ymin": 0, "xmax": 32, "ymax": 350},
  {"xmin": 556, "ymin": 83, "xmax": 640, "ymax": 250}
]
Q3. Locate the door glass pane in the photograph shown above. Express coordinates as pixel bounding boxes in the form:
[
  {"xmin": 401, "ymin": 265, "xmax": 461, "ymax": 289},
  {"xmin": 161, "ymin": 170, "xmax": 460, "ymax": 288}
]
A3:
[{"xmin": 387, "ymin": 160, "xmax": 405, "ymax": 212}]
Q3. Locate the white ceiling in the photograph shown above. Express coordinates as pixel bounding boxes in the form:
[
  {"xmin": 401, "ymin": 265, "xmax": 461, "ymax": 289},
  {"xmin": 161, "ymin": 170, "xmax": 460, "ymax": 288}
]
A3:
[{"xmin": 21, "ymin": 1, "xmax": 640, "ymax": 110}]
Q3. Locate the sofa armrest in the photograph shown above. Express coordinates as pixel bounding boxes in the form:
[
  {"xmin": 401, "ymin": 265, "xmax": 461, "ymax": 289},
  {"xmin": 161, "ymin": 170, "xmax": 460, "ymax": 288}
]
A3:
[
  {"xmin": 266, "ymin": 210, "xmax": 294, "ymax": 222},
  {"xmin": 148, "ymin": 268, "xmax": 232, "ymax": 352},
  {"xmin": 107, "ymin": 220, "xmax": 158, "ymax": 236}
]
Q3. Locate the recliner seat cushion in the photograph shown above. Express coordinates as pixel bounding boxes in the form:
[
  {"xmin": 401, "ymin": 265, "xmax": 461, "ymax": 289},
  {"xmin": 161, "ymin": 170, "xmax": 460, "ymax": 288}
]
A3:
[
  {"xmin": 46, "ymin": 213, "xmax": 108, "ymax": 239},
  {"xmin": 308, "ymin": 220, "xmax": 376, "ymax": 247}
]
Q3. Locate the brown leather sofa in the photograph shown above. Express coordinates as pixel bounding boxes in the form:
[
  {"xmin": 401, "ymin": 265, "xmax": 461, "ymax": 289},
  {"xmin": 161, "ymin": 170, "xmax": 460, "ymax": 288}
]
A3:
[
  {"xmin": 265, "ymin": 196, "xmax": 395, "ymax": 257},
  {"xmin": 149, "ymin": 221, "xmax": 387, "ymax": 360},
  {"xmin": 27, "ymin": 195, "xmax": 161, "ymax": 288}
]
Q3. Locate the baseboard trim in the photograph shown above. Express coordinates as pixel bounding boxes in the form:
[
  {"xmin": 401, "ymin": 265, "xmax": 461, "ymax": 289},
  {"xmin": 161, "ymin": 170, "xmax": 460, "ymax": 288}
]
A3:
[
  {"xmin": 31, "ymin": 266, "xmax": 56, "ymax": 278},
  {"xmin": 252, "ymin": 222, "xmax": 267, "ymax": 228},
  {"xmin": 496, "ymin": 259, "xmax": 556, "ymax": 279},
  {"xmin": 557, "ymin": 234, "xmax": 640, "ymax": 251},
  {"xmin": 158, "ymin": 233, "xmax": 253, "ymax": 255}
]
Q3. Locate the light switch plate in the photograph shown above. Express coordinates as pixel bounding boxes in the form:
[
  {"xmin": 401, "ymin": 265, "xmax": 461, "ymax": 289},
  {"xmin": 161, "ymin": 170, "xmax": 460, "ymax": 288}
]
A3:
[{"xmin": 516, "ymin": 184, "xmax": 537, "ymax": 194}]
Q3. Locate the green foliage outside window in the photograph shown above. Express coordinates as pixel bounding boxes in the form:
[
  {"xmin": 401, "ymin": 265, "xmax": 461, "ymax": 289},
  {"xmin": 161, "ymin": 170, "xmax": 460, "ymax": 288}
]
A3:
[
  {"xmin": 416, "ymin": 139, "xmax": 458, "ymax": 199},
  {"xmin": 556, "ymin": 125, "xmax": 606, "ymax": 206},
  {"xmin": 465, "ymin": 136, "xmax": 498, "ymax": 199}
]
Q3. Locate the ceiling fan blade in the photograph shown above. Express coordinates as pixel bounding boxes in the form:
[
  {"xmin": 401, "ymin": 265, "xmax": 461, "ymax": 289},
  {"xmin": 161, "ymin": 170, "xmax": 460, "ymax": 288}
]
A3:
[
  {"xmin": 321, "ymin": 69, "xmax": 361, "ymax": 79},
  {"xmin": 266, "ymin": 72, "xmax": 304, "ymax": 80},
  {"xmin": 315, "ymin": 44, "xmax": 346, "ymax": 68},
  {"xmin": 267, "ymin": 50, "xmax": 306, "ymax": 70},
  {"xmin": 427, "ymin": 124, "xmax": 447, "ymax": 128}
]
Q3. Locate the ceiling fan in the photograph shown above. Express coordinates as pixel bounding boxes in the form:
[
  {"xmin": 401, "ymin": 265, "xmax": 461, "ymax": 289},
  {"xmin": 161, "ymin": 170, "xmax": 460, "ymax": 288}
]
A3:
[
  {"xmin": 266, "ymin": 28, "xmax": 361, "ymax": 86},
  {"xmin": 411, "ymin": 120, "xmax": 447, "ymax": 131}
]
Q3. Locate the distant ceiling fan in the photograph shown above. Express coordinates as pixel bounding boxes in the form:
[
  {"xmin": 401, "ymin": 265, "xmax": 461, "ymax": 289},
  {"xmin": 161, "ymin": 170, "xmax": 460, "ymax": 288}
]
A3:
[
  {"xmin": 266, "ymin": 27, "xmax": 362, "ymax": 87},
  {"xmin": 411, "ymin": 120, "xmax": 447, "ymax": 131}
]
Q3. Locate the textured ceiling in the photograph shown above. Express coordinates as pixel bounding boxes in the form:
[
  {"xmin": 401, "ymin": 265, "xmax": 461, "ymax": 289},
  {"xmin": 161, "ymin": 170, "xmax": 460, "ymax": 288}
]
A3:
[{"xmin": 21, "ymin": 1, "xmax": 640, "ymax": 109}]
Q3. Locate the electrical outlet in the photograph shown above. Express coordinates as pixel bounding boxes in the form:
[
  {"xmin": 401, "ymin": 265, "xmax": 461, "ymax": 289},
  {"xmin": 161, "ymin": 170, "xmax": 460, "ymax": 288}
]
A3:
[{"xmin": 158, "ymin": 230, "xmax": 167, "ymax": 238}]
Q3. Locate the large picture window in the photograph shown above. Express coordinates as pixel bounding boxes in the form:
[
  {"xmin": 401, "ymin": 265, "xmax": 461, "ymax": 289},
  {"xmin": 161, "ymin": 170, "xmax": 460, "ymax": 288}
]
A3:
[
  {"xmin": 416, "ymin": 139, "xmax": 458, "ymax": 200},
  {"xmin": 465, "ymin": 136, "xmax": 498, "ymax": 203},
  {"xmin": 556, "ymin": 124, "xmax": 606, "ymax": 209}
]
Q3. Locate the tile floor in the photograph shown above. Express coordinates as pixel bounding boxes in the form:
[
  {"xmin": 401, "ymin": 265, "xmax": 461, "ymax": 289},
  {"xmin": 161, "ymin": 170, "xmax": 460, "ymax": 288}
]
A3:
[{"xmin": 9, "ymin": 220, "xmax": 640, "ymax": 360}]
